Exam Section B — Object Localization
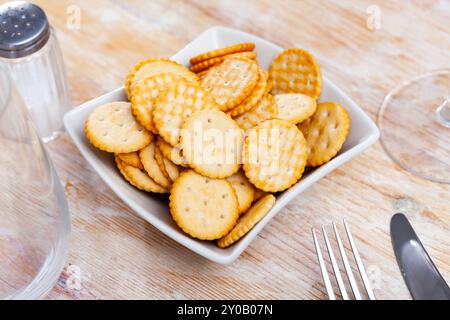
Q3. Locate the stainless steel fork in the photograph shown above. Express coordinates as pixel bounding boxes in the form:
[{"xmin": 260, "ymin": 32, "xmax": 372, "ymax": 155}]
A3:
[{"xmin": 312, "ymin": 219, "xmax": 376, "ymax": 300}]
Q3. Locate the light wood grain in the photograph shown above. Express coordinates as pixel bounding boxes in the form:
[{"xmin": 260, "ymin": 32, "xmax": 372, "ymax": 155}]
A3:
[{"xmin": 23, "ymin": 0, "xmax": 450, "ymax": 299}]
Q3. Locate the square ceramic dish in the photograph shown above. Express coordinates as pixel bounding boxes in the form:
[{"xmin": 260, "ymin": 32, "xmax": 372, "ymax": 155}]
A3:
[{"xmin": 64, "ymin": 26, "xmax": 379, "ymax": 264}]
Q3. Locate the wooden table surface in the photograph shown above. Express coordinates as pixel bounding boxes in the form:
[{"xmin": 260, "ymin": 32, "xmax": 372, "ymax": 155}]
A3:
[{"xmin": 29, "ymin": 0, "xmax": 449, "ymax": 299}]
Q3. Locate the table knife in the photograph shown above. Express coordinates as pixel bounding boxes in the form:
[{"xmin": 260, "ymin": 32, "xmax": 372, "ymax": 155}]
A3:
[{"xmin": 390, "ymin": 213, "xmax": 450, "ymax": 300}]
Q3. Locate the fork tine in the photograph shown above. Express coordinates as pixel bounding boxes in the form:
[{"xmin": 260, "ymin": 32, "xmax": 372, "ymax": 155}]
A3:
[
  {"xmin": 343, "ymin": 219, "xmax": 376, "ymax": 300},
  {"xmin": 312, "ymin": 228, "xmax": 336, "ymax": 300},
  {"xmin": 332, "ymin": 222, "xmax": 362, "ymax": 300},
  {"xmin": 322, "ymin": 225, "xmax": 349, "ymax": 300}
]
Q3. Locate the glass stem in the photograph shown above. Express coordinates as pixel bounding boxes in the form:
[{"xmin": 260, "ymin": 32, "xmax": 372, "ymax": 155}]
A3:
[{"xmin": 436, "ymin": 98, "xmax": 450, "ymax": 128}]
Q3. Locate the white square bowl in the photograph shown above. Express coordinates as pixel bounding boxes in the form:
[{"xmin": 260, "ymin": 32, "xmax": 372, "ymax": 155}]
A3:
[{"xmin": 64, "ymin": 26, "xmax": 379, "ymax": 264}]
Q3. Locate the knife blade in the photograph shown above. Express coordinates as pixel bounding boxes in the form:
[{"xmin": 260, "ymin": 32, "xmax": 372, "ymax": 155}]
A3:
[{"xmin": 390, "ymin": 213, "xmax": 450, "ymax": 300}]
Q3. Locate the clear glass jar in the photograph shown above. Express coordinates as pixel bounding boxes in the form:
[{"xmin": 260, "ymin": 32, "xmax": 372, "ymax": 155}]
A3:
[
  {"xmin": 0, "ymin": 65, "xmax": 70, "ymax": 299},
  {"xmin": 0, "ymin": 1, "xmax": 71, "ymax": 142}
]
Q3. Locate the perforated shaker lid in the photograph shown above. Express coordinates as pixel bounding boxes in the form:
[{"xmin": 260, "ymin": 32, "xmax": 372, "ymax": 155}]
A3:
[{"xmin": 0, "ymin": 1, "xmax": 50, "ymax": 59}]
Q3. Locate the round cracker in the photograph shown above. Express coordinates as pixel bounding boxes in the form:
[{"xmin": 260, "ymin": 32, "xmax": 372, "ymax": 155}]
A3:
[
  {"xmin": 131, "ymin": 73, "xmax": 187, "ymax": 134},
  {"xmin": 139, "ymin": 141, "xmax": 172, "ymax": 189},
  {"xmin": 169, "ymin": 170, "xmax": 239, "ymax": 240},
  {"xmin": 190, "ymin": 51, "xmax": 257, "ymax": 73},
  {"xmin": 116, "ymin": 157, "xmax": 168, "ymax": 193},
  {"xmin": 154, "ymin": 141, "xmax": 171, "ymax": 181},
  {"xmin": 116, "ymin": 152, "xmax": 143, "ymax": 170},
  {"xmin": 200, "ymin": 58, "xmax": 259, "ymax": 111},
  {"xmin": 242, "ymin": 119, "xmax": 308, "ymax": 192},
  {"xmin": 226, "ymin": 171, "xmax": 256, "ymax": 214},
  {"xmin": 217, "ymin": 194, "xmax": 276, "ymax": 248},
  {"xmin": 181, "ymin": 109, "xmax": 244, "ymax": 179},
  {"xmin": 227, "ymin": 68, "xmax": 268, "ymax": 117},
  {"xmin": 85, "ymin": 102, "xmax": 152, "ymax": 153},
  {"xmin": 154, "ymin": 142, "xmax": 180, "ymax": 182},
  {"xmin": 189, "ymin": 42, "xmax": 255, "ymax": 65},
  {"xmin": 269, "ymin": 48, "xmax": 322, "ymax": 99},
  {"xmin": 125, "ymin": 58, "xmax": 198, "ymax": 98},
  {"xmin": 274, "ymin": 93, "xmax": 317, "ymax": 124},
  {"xmin": 234, "ymin": 93, "xmax": 278, "ymax": 130},
  {"xmin": 163, "ymin": 156, "xmax": 180, "ymax": 182},
  {"xmin": 297, "ymin": 102, "xmax": 350, "ymax": 167},
  {"xmin": 156, "ymin": 136, "xmax": 189, "ymax": 167},
  {"xmin": 153, "ymin": 82, "xmax": 218, "ymax": 146}
]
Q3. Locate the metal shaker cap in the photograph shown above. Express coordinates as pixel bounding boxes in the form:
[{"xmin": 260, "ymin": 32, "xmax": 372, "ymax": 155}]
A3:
[{"xmin": 0, "ymin": 1, "xmax": 50, "ymax": 59}]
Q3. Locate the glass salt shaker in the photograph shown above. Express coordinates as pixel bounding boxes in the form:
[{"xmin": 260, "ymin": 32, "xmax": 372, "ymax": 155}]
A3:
[{"xmin": 0, "ymin": 1, "xmax": 71, "ymax": 142}]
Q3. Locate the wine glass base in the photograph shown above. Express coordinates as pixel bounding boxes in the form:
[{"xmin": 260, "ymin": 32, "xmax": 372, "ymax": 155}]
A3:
[
  {"xmin": 378, "ymin": 69, "xmax": 450, "ymax": 184},
  {"xmin": 436, "ymin": 99, "xmax": 450, "ymax": 128},
  {"xmin": 42, "ymin": 128, "xmax": 64, "ymax": 144}
]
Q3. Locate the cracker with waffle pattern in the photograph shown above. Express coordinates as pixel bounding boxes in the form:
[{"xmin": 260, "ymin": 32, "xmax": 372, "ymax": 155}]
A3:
[
  {"xmin": 153, "ymin": 82, "xmax": 218, "ymax": 147},
  {"xmin": 297, "ymin": 102, "xmax": 350, "ymax": 167},
  {"xmin": 189, "ymin": 42, "xmax": 255, "ymax": 65},
  {"xmin": 85, "ymin": 102, "xmax": 152, "ymax": 153},
  {"xmin": 234, "ymin": 93, "xmax": 278, "ymax": 130},
  {"xmin": 190, "ymin": 51, "xmax": 256, "ymax": 73},
  {"xmin": 274, "ymin": 93, "xmax": 317, "ymax": 124},
  {"xmin": 269, "ymin": 48, "xmax": 322, "ymax": 99},
  {"xmin": 227, "ymin": 68, "xmax": 268, "ymax": 117},
  {"xmin": 218, "ymin": 194, "xmax": 275, "ymax": 248},
  {"xmin": 200, "ymin": 58, "xmax": 259, "ymax": 111},
  {"xmin": 125, "ymin": 58, "xmax": 198, "ymax": 99},
  {"xmin": 169, "ymin": 170, "xmax": 239, "ymax": 240},
  {"xmin": 115, "ymin": 157, "xmax": 168, "ymax": 193},
  {"xmin": 131, "ymin": 73, "xmax": 187, "ymax": 134},
  {"xmin": 243, "ymin": 119, "xmax": 308, "ymax": 192}
]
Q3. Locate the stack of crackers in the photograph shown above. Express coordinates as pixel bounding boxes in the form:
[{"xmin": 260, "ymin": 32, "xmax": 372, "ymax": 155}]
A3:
[{"xmin": 85, "ymin": 42, "xmax": 350, "ymax": 248}]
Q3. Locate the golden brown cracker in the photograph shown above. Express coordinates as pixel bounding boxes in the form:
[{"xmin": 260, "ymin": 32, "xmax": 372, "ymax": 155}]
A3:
[
  {"xmin": 234, "ymin": 93, "xmax": 278, "ymax": 130},
  {"xmin": 116, "ymin": 157, "xmax": 168, "ymax": 193},
  {"xmin": 153, "ymin": 82, "xmax": 218, "ymax": 146},
  {"xmin": 269, "ymin": 48, "xmax": 322, "ymax": 99},
  {"xmin": 116, "ymin": 152, "xmax": 143, "ymax": 170},
  {"xmin": 154, "ymin": 142, "xmax": 170, "ymax": 180},
  {"xmin": 126, "ymin": 58, "xmax": 198, "ymax": 99},
  {"xmin": 139, "ymin": 141, "xmax": 172, "ymax": 189},
  {"xmin": 274, "ymin": 93, "xmax": 317, "ymax": 124},
  {"xmin": 154, "ymin": 142, "xmax": 180, "ymax": 182},
  {"xmin": 242, "ymin": 119, "xmax": 308, "ymax": 192},
  {"xmin": 85, "ymin": 102, "xmax": 152, "ymax": 153},
  {"xmin": 217, "ymin": 194, "xmax": 275, "ymax": 248},
  {"xmin": 169, "ymin": 170, "xmax": 239, "ymax": 240},
  {"xmin": 226, "ymin": 171, "xmax": 256, "ymax": 214},
  {"xmin": 189, "ymin": 42, "xmax": 255, "ymax": 65},
  {"xmin": 297, "ymin": 102, "xmax": 350, "ymax": 167},
  {"xmin": 130, "ymin": 73, "xmax": 187, "ymax": 134},
  {"xmin": 200, "ymin": 58, "xmax": 259, "ymax": 111},
  {"xmin": 156, "ymin": 136, "xmax": 189, "ymax": 167},
  {"xmin": 227, "ymin": 68, "xmax": 268, "ymax": 117},
  {"xmin": 190, "ymin": 51, "xmax": 256, "ymax": 73}
]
